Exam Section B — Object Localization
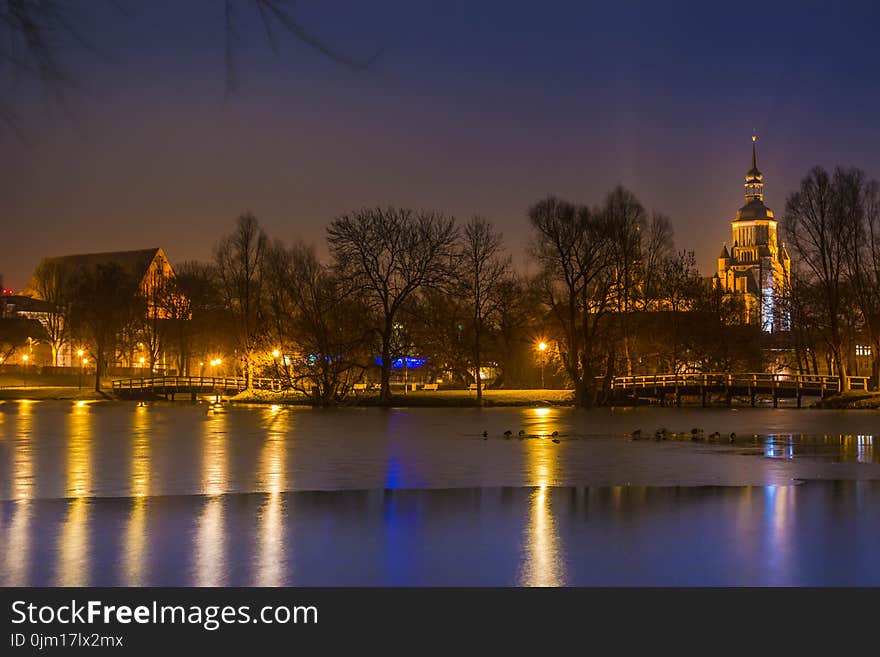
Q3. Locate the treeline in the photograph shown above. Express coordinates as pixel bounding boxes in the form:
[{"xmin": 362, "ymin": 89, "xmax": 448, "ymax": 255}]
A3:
[
  {"xmin": 782, "ymin": 166, "xmax": 880, "ymax": 389},
  {"xmin": 13, "ymin": 184, "xmax": 775, "ymax": 406}
]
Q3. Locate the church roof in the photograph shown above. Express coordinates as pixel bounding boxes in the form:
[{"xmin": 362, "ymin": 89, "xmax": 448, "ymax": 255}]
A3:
[
  {"xmin": 735, "ymin": 198, "xmax": 774, "ymax": 221},
  {"xmin": 21, "ymin": 248, "xmax": 166, "ymax": 298},
  {"xmin": 719, "ymin": 244, "xmax": 730, "ymax": 258}
]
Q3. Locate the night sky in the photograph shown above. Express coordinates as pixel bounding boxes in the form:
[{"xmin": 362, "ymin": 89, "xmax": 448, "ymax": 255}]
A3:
[{"xmin": 3, "ymin": 0, "xmax": 880, "ymax": 290}]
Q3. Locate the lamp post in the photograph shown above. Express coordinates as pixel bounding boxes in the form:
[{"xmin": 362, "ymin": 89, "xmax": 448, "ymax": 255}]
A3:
[
  {"xmin": 77, "ymin": 349, "xmax": 85, "ymax": 391},
  {"xmin": 21, "ymin": 353, "xmax": 29, "ymax": 389},
  {"xmin": 537, "ymin": 341, "xmax": 548, "ymax": 390},
  {"xmin": 272, "ymin": 349, "xmax": 280, "ymax": 380}
]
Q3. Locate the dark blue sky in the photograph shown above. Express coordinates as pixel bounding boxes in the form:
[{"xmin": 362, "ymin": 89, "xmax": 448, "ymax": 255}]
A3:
[{"xmin": 3, "ymin": 0, "xmax": 880, "ymax": 288}]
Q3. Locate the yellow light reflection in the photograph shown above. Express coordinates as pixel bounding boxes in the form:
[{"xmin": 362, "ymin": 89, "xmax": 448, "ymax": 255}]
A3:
[
  {"xmin": 195, "ymin": 410, "xmax": 227, "ymax": 586},
  {"xmin": 519, "ymin": 485, "xmax": 565, "ymax": 586},
  {"xmin": 519, "ymin": 418, "xmax": 565, "ymax": 586},
  {"xmin": 57, "ymin": 402, "xmax": 92, "ymax": 586},
  {"xmin": 3, "ymin": 500, "xmax": 31, "ymax": 586},
  {"xmin": 5, "ymin": 401, "xmax": 35, "ymax": 585},
  {"xmin": 66, "ymin": 402, "xmax": 92, "ymax": 498},
  {"xmin": 202, "ymin": 410, "xmax": 227, "ymax": 496},
  {"xmin": 124, "ymin": 404, "xmax": 151, "ymax": 585},
  {"xmin": 13, "ymin": 400, "xmax": 34, "ymax": 500},
  {"xmin": 194, "ymin": 497, "xmax": 225, "ymax": 586},
  {"xmin": 255, "ymin": 407, "xmax": 289, "ymax": 586}
]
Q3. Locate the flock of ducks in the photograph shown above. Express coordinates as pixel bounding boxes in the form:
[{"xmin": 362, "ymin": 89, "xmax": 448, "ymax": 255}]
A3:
[
  {"xmin": 482, "ymin": 429, "xmax": 561, "ymax": 443},
  {"xmin": 480, "ymin": 427, "xmax": 750, "ymax": 445},
  {"xmin": 630, "ymin": 427, "xmax": 756, "ymax": 444}
]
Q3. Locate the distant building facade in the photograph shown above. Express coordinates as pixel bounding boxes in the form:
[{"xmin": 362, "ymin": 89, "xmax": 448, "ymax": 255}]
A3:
[
  {"xmin": 23, "ymin": 247, "xmax": 175, "ymax": 304},
  {"xmin": 17, "ymin": 247, "xmax": 177, "ymax": 366},
  {"xmin": 714, "ymin": 137, "xmax": 791, "ymax": 331}
]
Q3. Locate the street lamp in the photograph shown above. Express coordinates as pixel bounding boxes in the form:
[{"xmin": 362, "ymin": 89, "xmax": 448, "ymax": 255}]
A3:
[
  {"xmin": 21, "ymin": 353, "xmax": 29, "ymax": 389},
  {"xmin": 77, "ymin": 349, "xmax": 85, "ymax": 390},
  {"xmin": 271, "ymin": 349, "xmax": 282, "ymax": 382},
  {"xmin": 537, "ymin": 341, "xmax": 548, "ymax": 389}
]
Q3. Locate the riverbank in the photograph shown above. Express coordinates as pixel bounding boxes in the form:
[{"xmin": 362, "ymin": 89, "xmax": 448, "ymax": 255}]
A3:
[
  {"xmin": 0, "ymin": 386, "xmax": 109, "ymax": 400},
  {"xmin": 231, "ymin": 388, "xmax": 576, "ymax": 407},
  {"xmin": 814, "ymin": 391, "xmax": 880, "ymax": 409}
]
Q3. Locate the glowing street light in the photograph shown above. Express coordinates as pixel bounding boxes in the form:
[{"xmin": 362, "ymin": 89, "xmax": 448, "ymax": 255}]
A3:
[
  {"xmin": 21, "ymin": 353, "xmax": 29, "ymax": 389},
  {"xmin": 272, "ymin": 349, "xmax": 280, "ymax": 359},
  {"xmin": 536, "ymin": 341, "xmax": 548, "ymax": 389},
  {"xmin": 76, "ymin": 350, "xmax": 88, "ymax": 391}
]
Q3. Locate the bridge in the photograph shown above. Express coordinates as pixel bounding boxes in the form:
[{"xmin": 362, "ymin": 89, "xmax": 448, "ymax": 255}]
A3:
[
  {"xmin": 610, "ymin": 372, "xmax": 870, "ymax": 407},
  {"xmin": 112, "ymin": 376, "xmax": 285, "ymax": 400}
]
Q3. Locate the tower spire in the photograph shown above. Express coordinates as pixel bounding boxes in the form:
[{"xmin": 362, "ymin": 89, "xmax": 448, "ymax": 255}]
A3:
[
  {"xmin": 744, "ymin": 134, "xmax": 763, "ymax": 202},
  {"xmin": 751, "ymin": 134, "xmax": 757, "ymax": 171}
]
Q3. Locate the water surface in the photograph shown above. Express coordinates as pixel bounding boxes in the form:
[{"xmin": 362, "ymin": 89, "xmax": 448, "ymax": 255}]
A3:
[{"xmin": 1, "ymin": 400, "xmax": 879, "ymax": 586}]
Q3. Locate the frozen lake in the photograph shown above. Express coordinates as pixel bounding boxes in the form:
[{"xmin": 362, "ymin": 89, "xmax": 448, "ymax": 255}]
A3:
[{"xmin": 1, "ymin": 400, "xmax": 879, "ymax": 585}]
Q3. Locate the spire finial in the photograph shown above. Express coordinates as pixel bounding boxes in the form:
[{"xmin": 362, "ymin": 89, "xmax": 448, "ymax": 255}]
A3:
[{"xmin": 751, "ymin": 134, "xmax": 758, "ymax": 170}]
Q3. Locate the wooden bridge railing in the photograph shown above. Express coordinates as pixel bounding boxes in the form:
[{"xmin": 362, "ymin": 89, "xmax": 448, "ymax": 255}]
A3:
[
  {"xmin": 111, "ymin": 376, "xmax": 285, "ymax": 393},
  {"xmin": 610, "ymin": 373, "xmax": 870, "ymax": 392}
]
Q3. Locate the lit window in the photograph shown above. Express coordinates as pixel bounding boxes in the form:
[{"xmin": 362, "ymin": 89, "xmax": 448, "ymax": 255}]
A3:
[{"xmin": 856, "ymin": 345, "xmax": 872, "ymax": 357}]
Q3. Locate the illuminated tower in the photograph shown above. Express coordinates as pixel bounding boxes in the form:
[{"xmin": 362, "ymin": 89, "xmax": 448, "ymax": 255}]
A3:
[{"xmin": 714, "ymin": 136, "xmax": 791, "ymax": 331}]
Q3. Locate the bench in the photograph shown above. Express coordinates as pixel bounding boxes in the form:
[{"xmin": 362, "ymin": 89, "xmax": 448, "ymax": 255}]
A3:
[
  {"xmin": 422, "ymin": 383, "xmax": 439, "ymax": 391},
  {"xmin": 352, "ymin": 383, "xmax": 368, "ymax": 391},
  {"xmin": 469, "ymin": 383, "xmax": 479, "ymax": 391}
]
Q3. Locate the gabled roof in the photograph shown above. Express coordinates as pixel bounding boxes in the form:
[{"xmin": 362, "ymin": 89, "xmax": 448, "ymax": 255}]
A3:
[
  {"xmin": 719, "ymin": 244, "xmax": 730, "ymax": 259},
  {"xmin": 21, "ymin": 248, "xmax": 166, "ymax": 298}
]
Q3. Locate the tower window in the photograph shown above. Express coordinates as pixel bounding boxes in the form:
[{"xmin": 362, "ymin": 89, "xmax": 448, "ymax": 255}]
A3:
[{"xmin": 856, "ymin": 344, "xmax": 872, "ymax": 357}]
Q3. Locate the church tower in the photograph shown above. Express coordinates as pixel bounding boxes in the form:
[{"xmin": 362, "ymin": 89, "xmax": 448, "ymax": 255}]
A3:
[{"xmin": 715, "ymin": 137, "xmax": 791, "ymax": 331}]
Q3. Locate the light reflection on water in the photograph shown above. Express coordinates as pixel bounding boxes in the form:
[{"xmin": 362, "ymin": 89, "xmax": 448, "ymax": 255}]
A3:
[
  {"xmin": 759, "ymin": 434, "xmax": 875, "ymax": 463},
  {"xmin": 0, "ymin": 483, "xmax": 879, "ymax": 585},
  {"xmin": 2, "ymin": 402, "xmax": 880, "ymax": 586},
  {"xmin": 56, "ymin": 402, "xmax": 92, "ymax": 586},
  {"xmin": 254, "ymin": 407, "xmax": 288, "ymax": 586},
  {"xmin": 195, "ymin": 408, "xmax": 227, "ymax": 586},
  {"xmin": 124, "ymin": 404, "xmax": 151, "ymax": 586},
  {"xmin": 519, "ymin": 414, "xmax": 565, "ymax": 586},
  {"xmin": 5, "ymin": 401, "xmax": 34, "ymax": 586}
]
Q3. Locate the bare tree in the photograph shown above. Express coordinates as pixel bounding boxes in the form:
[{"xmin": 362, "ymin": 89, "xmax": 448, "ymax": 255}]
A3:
[
  {"xmin": 214, "ymin": 212, "xmax": 267, "ymax": 391},
  {"xmin": 841, "ymin": 172, "xmax": 880, "ymax": 387},
  {"xmin": 29, "ymin": 258, "xmax": 71, "ymax": 365},
  {"xmin": 457, "ymin": 216, "xmax": 511, "ymax": 403},
  {"xmin": 327, "ymin": 207, "xmax": 458, "ymax": 403},
  {"xmin": 68, "ymin": 262, "xmax": 142, "ymax": 391},
  {"xmin": 783, "ymin": 167, "xmax": 855, "ymax": 390},
  {"xmin": 658, "ymin": 250, "xmax": 702, "ymax": 373},
  {"xmin": 137, "ymin": 263, "xmax": 176, "ymax": 372},
  {"xmin": 264, "ymin": 241, "xmax": 371, "ymax": 404},
  {"xmin": 603, "ymin": 186, "xmax": 646, "ymax": 375},
  {"xmin": 640, "ymin": 213, "xmax": 674, "ymax": 311},
  {"xmin": 165, "ymin": 260, "xmax": 220, "ymax": 375},
  {"xmin": 1, "ymin": 0, "xmax": 379, "ymax": 131},
  {"xmin": 529, "ymin": 196, "xmax": 612, "ymax": 407}
]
